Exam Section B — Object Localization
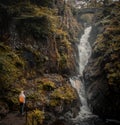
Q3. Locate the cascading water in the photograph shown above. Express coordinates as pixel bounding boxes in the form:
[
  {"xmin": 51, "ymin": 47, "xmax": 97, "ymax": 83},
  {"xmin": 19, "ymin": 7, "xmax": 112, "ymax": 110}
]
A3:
[
  {"xmin": 70, "ymin": 26, "xmax": 120, "ymax": 125},
  {"xmin": 70, "ymin": 26, "xmax": 97, "ymax": 123},
  {"xmin": 78, "ymin": 26, "xmax": 92, "ymax": 75}
]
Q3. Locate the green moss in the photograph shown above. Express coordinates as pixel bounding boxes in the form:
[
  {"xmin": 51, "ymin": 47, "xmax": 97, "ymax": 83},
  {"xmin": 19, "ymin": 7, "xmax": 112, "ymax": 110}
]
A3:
[
  {"xmin": 104, "ymin": 61, "xmax": 120, "ymax": 85},
  {"xmin": 50, "ymin": 84, "xmax": 76, "ymax": 105},
  {"xmin": 92, "ymin": 2, "xmax": 120, "ymax": 89},
  {"xmin": 93, "ymin": 34, "xmax": 106, "ymax": 53},
  {"xmin": 59, "ymin": 54, "xmax": 67, "ymax": 68},
  {"xmin": 49, "ymin": 99, "xmax": 61, "ymax": 107},
  {"xmin": 0, "ymin": 44, "xmax": 24, "ymax": 85},
  {"xmin": 56, "ymin": 29, "xmax": 68, "ymax": 37},
  {"xmin": 36, "ymin": 78, "xmax": 56, "ymax": 91},
  {"xmin": 0, "ymin": 43, "xmax": 25, "ymax": 106},
  {"xmin": 29, "ymin": 77, "xmax": 77, "ymax": 107},
  {"xmin": 9, "ymin": 3, "xmax": 58, "ymax": 39},
  {"xmin": 27, "ymin": 109, "xmax": 45, "ymax": 125},
  {"xmin": 26, "ymin": 78, "xmax": 56, "ymax": 107},
  {"xmin": 26, "ymin": 90, "xmax": 47, "ymax": 109}
]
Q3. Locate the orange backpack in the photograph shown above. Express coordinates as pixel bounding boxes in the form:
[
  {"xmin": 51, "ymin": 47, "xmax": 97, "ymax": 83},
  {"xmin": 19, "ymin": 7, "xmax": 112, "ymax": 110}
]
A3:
[{"xmin": 19, "ymin": 95, "xmax": 24, "ymax": 103}]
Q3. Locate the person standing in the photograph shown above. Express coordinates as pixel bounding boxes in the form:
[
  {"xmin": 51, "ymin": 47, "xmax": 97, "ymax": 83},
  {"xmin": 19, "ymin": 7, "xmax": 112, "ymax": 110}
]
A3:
[{"xmin": 19, "ymin": 91, "xmax": 25, "ymax": 115}]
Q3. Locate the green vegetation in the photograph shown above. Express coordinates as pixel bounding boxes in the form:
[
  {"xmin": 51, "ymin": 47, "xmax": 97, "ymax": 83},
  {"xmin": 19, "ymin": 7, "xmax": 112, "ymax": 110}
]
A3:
[
  {"xmin": 26, "ymin": 78, "xmax": 77, "ymax": 107},
  {"xmin": 0, "ymin": 43, "xmax": 25, "ymax": 106},
  {"xmin": 0, "ymin": 1, "xmax": 79, "ymax": 124},
  {"xmin": 93, "ymin": 2, "xmax": 120, "ymax": 87},
  {"xmin": 8, "ymin": 3, "xmax": 58, "ymax": 39},
  {"xmin": 50, "ymin": 84, "xmax": 77, "ymax": 106},
  {"xmin": 36, "ymin": 78, "xmax": 56, "ymax": 91},
  {"xmin": 27, "ymin": 109, "xmax": 45, "ymax": 125},
  {"xmin": 2, "ymin": 1, "xmax": 77, "ymax": 75},
  {"xmin": 0, "ymin": 43, "xmax": 24, "ymax": 88}
]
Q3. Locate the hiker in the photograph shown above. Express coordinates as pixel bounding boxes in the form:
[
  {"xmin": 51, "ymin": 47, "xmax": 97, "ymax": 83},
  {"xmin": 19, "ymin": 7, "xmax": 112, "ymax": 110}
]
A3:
[{"xmin": 19, "ymin": 91, "xmax": 25, "ymax": 115}]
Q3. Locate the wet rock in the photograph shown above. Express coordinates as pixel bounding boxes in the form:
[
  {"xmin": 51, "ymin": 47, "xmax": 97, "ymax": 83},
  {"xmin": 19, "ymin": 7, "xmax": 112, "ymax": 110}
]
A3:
[
  {"xmin": 84, "ymin": 2, "xmax": 120, "ymax": 121},
  {"xmin": 0, "ymin": 102, "xmax": 9, "ymax": 119}
]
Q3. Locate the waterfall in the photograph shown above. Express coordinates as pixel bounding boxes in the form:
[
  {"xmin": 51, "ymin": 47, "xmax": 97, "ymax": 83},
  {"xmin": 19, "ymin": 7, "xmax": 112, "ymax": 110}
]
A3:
[
  {"xmin": 70, "ymin": 26, "xmax": 96, "ymax": 121},
  {"xmin": 70, "ymin": 26, "xmax": 120, "ymax": 125},
  {"xmin": 78, "ymin": 26, "xmax": 92, "ymax": 75}
]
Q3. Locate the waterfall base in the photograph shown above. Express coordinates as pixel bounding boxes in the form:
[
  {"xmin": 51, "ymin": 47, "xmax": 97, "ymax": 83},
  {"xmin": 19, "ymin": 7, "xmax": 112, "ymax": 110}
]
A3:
[{"xmin": 71, "ymin": 116, "xmax": 120, "ymax": 125}]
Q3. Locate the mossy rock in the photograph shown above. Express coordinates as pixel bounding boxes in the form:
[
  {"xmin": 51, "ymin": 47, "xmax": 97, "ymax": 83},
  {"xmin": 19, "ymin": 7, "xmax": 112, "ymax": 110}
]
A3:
[
  {"xmin": 8, "ymin": 3, "xmax": 58, "ymax": 39},
  {"xmin": 0, "ymin": 43, "xmax": 25, "ymax": 108},
  {"xmin": 27, "ymin": 109, "xmax": 45, "ymax": 125},
  {"xmin": 36, "ymin": 78, "xmax": 56, "ymax": 91},
  {"xmin": 0, "ymin": 44, "xmax": 24, "ymax": 85},
  {"xmin": 49, "ymin": 84, "xmax": 77, "ymax": 107}
]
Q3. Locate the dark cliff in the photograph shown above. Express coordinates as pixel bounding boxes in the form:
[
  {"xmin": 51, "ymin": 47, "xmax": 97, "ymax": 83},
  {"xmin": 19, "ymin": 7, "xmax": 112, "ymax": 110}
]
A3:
[
  {"xmin": 84, "ymin": 1, "xmax": 120, "ymax": 120},
  {"xmin": 0, "ymin": 1, "xmax": 82, "ymax": 125}
]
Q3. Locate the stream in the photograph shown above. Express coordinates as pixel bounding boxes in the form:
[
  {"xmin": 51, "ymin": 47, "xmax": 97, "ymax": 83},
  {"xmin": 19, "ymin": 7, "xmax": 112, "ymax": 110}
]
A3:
[
  {"xmin": 70, "ymin": 26, "xmax": 93, "ymax": 120},
  {"xmin": 70, "ymin": 26, "xmax": 99, "ymax": 125}
]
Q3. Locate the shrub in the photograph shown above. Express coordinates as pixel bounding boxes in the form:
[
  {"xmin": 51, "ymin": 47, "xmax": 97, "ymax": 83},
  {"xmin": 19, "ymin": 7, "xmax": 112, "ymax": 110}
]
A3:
[{"xmin": 27, "ymin": 109, "xmax": 45, "ymax": 125}]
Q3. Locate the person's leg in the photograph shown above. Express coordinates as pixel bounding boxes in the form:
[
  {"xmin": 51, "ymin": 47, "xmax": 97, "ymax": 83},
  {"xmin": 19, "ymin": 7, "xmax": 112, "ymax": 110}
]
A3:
[
  {"xmin": 20, "ymin": 103, "xmax": 23, "ymax": 114},
  {"xmin": 22, "ymin": 103, "xmax": 25, "ymax": 115}
]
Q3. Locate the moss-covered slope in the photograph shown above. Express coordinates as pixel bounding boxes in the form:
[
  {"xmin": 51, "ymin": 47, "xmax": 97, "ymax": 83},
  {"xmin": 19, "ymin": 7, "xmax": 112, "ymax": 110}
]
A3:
[{"xmin": 0, "ymin": 1, "xmax": 81, "ymax": 124}]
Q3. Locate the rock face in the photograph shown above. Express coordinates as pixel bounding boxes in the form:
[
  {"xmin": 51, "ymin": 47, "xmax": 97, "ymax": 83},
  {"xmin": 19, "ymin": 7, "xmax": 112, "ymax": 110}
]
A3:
[
  {"xmin": 0, "ymin": 1, "xmax": 81, "ymax": 125},
  {"xmin": 0, "ymin": 102, "xmax": 9, "ymax": 120},
  {"xmin": 84, "ymin": 2, "xmax": 120, "ymax": 120}
]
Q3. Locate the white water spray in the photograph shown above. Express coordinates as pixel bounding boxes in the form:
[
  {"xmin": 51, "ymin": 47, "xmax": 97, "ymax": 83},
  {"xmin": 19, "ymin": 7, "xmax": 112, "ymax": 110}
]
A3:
[
  {"xmin": 70, "ymin": 26, "xmax": 95, "ymax": 121},
  {"xmin": 78, "ymin": 26, "xmax": 92, "ymax": 75}
]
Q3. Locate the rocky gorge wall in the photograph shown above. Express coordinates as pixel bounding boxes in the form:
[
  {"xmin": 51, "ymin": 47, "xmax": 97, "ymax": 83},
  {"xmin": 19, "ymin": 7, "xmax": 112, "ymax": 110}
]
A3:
[
  {"xmin": 0, "ymin": 1, "xmax": 82, "ymax": 125},
  {"xmin": 84, "ymin": 1, "xmax": 120, "ymax": 120}
]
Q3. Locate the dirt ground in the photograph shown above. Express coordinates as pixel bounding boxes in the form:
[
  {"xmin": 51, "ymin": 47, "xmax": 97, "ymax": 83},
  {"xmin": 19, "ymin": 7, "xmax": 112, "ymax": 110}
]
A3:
[{"xmin": 0, "ymin": 112, "xmax": 26, "ymax": 125}]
